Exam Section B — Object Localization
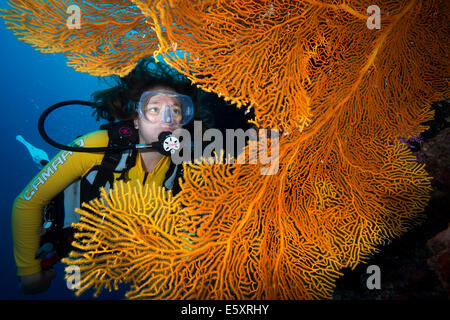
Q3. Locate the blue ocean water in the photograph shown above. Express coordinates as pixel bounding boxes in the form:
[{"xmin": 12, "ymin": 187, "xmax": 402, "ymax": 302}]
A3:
[{"xmin": 0, "ymin": 1, "xmax": 130, "ymax": 299}]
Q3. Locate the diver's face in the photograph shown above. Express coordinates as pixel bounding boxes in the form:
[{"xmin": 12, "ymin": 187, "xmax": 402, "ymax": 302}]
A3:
[
  {"xmin": 134, "ymin": 89, "xmax": 183, "ymax": 144},
  {"xmin": 141, "ymin": 94, "xmax": 183, "ymax": 126}
]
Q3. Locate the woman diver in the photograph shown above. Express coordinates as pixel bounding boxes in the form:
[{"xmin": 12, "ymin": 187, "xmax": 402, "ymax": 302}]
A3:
[{"xmin": 12, "ymin": 58, "xmax": 199, "ymax": 294}]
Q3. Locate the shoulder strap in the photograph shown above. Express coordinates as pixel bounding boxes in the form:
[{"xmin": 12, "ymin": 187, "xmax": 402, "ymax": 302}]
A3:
[
  {"xmin": 163, "ymin": 161, "xmax": 184, "ymax": 195},
  {"xmin": 82, "ymin": 121, "xmax": 139, "ymax": 202},
  {"xmin": 39, "ymin": 121, "xmax": 140, "ymax": 270}
]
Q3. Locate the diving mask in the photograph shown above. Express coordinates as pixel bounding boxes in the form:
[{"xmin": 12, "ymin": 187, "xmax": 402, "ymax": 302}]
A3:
[{"xmin": 137, "ymin": 90, "xmax": 194, "ymax": 127}]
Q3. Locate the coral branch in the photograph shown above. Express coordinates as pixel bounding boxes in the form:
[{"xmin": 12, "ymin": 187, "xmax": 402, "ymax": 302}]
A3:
[
  {"xmin": 2, "ymin": 0, "xmax": 448, "ymax": 299},
  {"xmin": 0, "ymin": 0, "xmax": 160, "ymax": 76}
]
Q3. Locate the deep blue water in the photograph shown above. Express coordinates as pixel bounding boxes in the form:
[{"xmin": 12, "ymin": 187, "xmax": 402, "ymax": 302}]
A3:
[{"xmin": 0, "ymin": 0, "xmax": 129, "ymax": 299}]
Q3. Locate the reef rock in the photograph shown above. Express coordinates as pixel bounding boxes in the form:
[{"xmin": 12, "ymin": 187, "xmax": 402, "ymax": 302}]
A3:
[{"xmin": 427, "ymin": 223, "xmax": 450, "ymax": 297}]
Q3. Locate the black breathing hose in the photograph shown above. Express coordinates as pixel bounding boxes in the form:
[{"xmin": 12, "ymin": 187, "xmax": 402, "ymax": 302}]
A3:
[{"xmin": 38, "ymin": 100, "xmax": 173, "ymax": 155}]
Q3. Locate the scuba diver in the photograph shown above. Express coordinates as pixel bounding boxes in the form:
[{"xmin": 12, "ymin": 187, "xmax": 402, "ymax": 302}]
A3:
[
  {"xmin": 16, "ymin": 135, "xmax": 50, "ymax": 170},
  {"xmin": 12, "ymin": 57, "xmax": 199, "ymax": 294}
]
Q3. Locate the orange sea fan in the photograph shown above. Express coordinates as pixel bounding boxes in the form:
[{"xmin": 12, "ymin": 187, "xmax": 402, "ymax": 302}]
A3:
[
  {"xmin": 178, "ymin": 134, "xmax": 432, "ymax": 299},
  {"xmin": 63, "ymin": 132, "xmax": 432, "ymax": 299},
  {"xmin": 61, "ymin": 0, "xmax": 448, "ymax": 299},
  {"xmin": 150, "ymin": 0, "xmax": 449, "ymax": 133},
  {"xmin": 62, "ymin": 181, "xmax": 188, "ymax": 298},
  {"xmin": 3, "ymin": 0, "xmax": 448, "ymax": 299},
  {"xmin": 0, "ymin": 0, "xmax": 160, "ymax": 76}
]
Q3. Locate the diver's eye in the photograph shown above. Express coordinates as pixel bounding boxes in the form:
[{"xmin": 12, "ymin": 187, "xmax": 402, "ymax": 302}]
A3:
[{"xmin": 146, "ymin": 106, "xmax": 160, "ymax": 114}]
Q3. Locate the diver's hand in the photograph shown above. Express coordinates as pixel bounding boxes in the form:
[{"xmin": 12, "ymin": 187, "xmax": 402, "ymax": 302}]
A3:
[{"xmin": 19, "ymin": 269, "xmax": 56, "ymax": 294}]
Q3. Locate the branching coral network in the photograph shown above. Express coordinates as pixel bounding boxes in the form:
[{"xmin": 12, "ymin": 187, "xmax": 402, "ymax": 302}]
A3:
[
  {"xmin": 2, "ymin": 0, "xmax": 449, "ymax": 299},
  {"xmin": 1, "ymin": 0, "xmax": 160, "ymax": 75}
]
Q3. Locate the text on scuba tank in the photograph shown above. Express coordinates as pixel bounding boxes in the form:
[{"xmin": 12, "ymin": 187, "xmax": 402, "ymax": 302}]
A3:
[{"xmin": 22, "ymin": 138, "xmax": 84, "ymax": 201}]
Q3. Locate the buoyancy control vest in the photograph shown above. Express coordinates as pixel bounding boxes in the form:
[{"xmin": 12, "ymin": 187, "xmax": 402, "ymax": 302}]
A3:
[{"xmin": 36, "ymin": 120, "xmax": 183, "ymax": 269}]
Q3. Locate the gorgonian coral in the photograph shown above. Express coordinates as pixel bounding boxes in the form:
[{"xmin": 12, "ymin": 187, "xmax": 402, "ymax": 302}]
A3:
[
  {"xmin": 3, "ymin": 0, "xmax": 449, "ymax": 299},
  {"xmin": 150, "ymin": 0, "xmax": 449, "ymax": 133},
  {"xmin": 0, "ymin": 0, "xmax": 159, "ymax": 76},
  {"xmin": 64, "ymin": 134, "xmax": 434, "ymax": 299}
]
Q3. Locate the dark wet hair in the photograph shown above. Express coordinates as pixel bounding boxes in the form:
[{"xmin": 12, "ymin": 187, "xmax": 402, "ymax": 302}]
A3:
[
  {"xmin": 91, "ymin": 57, "xmax": 198, "ymax": 122},
  {"xmin": 91, "ymin": 56, "xmax": 255, "ymax": 135}
]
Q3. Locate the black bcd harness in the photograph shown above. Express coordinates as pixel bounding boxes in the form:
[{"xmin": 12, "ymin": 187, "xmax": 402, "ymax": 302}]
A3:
[{"xmin": 37, "ymin": 120, "xmax": 182, "ymax": 269}]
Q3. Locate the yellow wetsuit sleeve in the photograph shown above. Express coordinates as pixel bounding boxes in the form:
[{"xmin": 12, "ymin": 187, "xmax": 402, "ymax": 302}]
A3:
[{"xmin": 12, "ymin": 130, "xmax": 108, "ymax": 276}]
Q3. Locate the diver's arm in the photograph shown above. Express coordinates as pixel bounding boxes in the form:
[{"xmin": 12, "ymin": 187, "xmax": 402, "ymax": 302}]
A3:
[{"xmin": 11, "ymin": 131, "xmax": 108, "ymax": 282}]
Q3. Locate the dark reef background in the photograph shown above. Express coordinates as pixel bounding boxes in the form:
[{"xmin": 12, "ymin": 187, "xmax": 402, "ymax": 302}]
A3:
[{"xmin": 333, "ymin": 98, "xmax": 450, "ymax": 300}]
